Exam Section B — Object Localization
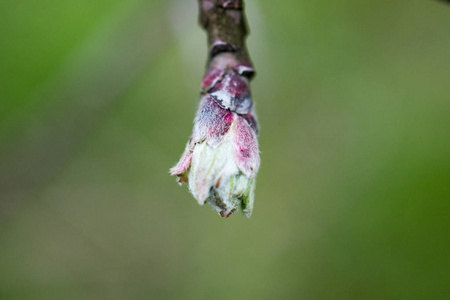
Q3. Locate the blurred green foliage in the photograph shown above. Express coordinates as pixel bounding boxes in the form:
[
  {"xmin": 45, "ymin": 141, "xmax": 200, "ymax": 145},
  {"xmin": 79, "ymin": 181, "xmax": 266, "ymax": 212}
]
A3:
[{"xmin": 1, "ymin": 0, "xmax": 449, "ymax": 299}]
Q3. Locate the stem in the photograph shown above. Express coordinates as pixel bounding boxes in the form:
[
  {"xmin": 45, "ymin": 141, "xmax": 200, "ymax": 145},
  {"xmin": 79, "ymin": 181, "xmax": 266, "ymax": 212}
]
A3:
[{"xmin": 198, "ymin": 0, "xmax": 254, "ymax": 77}]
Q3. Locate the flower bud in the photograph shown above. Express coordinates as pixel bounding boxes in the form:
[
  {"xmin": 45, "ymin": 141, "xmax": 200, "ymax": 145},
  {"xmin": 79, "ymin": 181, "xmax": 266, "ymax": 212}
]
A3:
[{"xmin": 171, "ymin": 83, "xmax": 260, "ymax": 218}]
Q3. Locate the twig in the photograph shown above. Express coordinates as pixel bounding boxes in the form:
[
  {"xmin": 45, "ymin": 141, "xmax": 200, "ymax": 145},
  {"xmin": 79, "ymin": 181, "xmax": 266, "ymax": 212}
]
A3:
[{"xmin": 199, "ymin": 0, "xmax": 253, "ymax": 72}]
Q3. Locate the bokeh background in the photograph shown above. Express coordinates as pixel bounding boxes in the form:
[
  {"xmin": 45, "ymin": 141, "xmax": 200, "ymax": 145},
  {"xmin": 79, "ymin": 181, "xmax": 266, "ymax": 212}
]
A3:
[{"xmin": 1, "ymin": 0, "xmax": 449, "ymax": 299}]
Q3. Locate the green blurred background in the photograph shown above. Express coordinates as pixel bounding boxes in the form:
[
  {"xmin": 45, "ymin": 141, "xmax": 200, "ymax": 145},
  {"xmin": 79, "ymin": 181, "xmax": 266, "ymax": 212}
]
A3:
[{"xmin": 1, "ymin": 0, "xmax": 449, "ymax": 299}]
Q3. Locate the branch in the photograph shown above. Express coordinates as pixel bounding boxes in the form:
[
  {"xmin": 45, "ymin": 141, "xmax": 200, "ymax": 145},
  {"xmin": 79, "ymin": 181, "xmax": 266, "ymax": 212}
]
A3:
[{"xmin": 198, "ymin": 0, "xmax": 255, "ymax": 79}]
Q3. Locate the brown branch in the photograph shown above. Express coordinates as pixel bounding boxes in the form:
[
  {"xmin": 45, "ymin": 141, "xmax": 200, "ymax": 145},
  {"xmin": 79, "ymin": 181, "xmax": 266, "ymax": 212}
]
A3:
[{"xmin": 198, "ymin": 0, "xmax": 254, "ymax": 78}]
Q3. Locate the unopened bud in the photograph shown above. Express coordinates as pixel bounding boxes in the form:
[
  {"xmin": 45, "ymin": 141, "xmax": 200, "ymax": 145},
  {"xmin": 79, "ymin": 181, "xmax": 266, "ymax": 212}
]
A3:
[{"xmin": 171, "ymin": 92, "xmax": 259, "ymax": 218}]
